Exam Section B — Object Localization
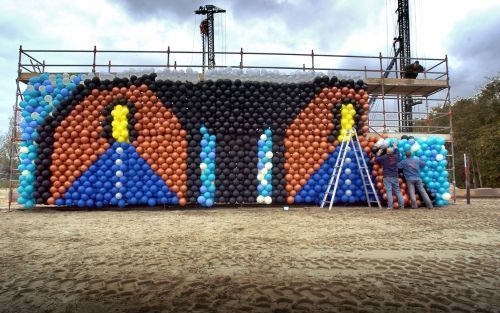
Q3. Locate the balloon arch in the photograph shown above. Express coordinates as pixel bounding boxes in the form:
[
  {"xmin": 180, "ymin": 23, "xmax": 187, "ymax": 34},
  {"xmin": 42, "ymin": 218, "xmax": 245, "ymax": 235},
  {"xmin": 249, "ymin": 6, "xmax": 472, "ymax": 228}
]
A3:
[{"xmin": 17, "ymin": 73, "xmax": 451, "ymax": 209}]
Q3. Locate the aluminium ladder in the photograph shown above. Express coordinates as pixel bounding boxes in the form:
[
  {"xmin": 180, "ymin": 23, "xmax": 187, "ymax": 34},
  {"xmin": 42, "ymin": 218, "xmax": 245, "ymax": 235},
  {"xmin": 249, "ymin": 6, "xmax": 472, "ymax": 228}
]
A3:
[{"xmin": 320, "ymin": 128, "xmax": 382, "ymax": 210}]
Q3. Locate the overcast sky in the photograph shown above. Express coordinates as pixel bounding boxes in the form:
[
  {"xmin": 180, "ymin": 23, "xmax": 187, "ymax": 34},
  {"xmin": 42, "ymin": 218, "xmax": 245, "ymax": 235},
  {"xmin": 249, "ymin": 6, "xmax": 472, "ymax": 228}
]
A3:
[{"xmin": 0, "ymin": 0, "xmax": 499, "ymax": 134}]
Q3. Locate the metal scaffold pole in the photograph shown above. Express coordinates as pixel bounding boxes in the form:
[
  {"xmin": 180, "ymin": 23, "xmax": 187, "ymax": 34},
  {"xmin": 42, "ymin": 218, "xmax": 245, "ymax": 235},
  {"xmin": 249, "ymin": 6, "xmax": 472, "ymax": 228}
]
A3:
[{"xmin": 7, "ymin": 46, "xmax": 24, "ymax": 211}]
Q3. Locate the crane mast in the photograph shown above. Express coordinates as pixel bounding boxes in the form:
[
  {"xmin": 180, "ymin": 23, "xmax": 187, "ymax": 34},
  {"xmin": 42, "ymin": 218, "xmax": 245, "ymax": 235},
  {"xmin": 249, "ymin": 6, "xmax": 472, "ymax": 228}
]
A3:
[{"xmin": 195, "ymin": 5, "xmax": 226, "ymax": 71}]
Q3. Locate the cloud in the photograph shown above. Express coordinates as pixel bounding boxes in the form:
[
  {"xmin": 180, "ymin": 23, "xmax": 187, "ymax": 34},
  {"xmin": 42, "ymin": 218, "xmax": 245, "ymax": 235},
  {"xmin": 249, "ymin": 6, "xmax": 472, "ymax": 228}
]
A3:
[
  {"xmin": 113, "ymin": 0, "xmax": 387, "ymax": 53},
  {"xmin": 446, "ymin": 10, "xmax": 500, "ymax": 98},
  {"xmin": 0, "ymin": 0, "xmax": 499, "ymax": 135},
  {"xmin": 110, "ymin": 0, "xmax": 210, "ymax": 21}
]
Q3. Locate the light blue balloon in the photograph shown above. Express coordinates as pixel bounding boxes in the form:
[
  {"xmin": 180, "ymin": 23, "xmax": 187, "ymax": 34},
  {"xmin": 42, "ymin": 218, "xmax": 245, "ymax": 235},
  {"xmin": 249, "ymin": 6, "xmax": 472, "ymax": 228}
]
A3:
[{"xmin": 197, "ymin": 196, "xmax": 206, "ymax": 204}]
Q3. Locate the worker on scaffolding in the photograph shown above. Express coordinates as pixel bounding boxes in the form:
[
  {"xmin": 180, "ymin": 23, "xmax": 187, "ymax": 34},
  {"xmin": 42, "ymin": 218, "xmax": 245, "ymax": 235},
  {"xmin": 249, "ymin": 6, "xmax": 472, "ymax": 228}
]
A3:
[{"xmin": 403, "ymin": 61, "xmax": 425, "ymax": 79}]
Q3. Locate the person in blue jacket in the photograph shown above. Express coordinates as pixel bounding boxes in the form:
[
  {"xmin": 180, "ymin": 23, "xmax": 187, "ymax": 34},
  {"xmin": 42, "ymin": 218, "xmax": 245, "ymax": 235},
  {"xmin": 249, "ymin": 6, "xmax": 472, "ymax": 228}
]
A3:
[
  {"xmin": 375, "ymin": 141, "xmax": 405, "ymax": 209},
  {"xmin": 398, "ymin": 150, "xmax": 434, "ymax": 209}
]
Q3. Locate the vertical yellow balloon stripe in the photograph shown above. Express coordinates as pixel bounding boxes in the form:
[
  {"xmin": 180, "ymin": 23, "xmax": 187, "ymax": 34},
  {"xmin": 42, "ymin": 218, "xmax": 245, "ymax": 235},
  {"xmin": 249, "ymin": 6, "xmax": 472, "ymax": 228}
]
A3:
[
  {"xmin": 111, "ymin": 105, "xmax": 130, "ymax": 143},
  {"xmin": 338, "ymin": 103, "xmax": 356, "ymax": 141}
]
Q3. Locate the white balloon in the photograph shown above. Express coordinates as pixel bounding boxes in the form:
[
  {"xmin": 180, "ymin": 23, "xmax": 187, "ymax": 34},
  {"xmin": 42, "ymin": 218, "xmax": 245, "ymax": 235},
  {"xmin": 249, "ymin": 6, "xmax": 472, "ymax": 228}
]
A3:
[
  {"xmin": 411, "ymin": 143, "xmax": 421, "ymax": 152},
  {"xmin": 265, "ymin": 151, "xmax": 273, "ymax": 159},
  {"xmin": 260, "ymin": 134, "xmax": 267, "ymax": 141},
  {"xmin": 442, "ymin": 192, "xmax": 451, "ymax": 200},
  {"xmin": 344, "ymin": 168, "xmax": 352, "ymax": 175},
  {"xmin": 31, "ymin": 112, "xmax": 40, "ymax": 120},
  {"xmin": 436, "ymin": 154, "xmax": 444, "ymax": 161},
  {"xmin": 265, "ymin": 162, "xmax": 273, "ymax": 170},
  {"xmin": 380, "ymin": 139, "xmax": 390, "ymax": 148},
  {"xmin": 260, "ymin": 168, "xmax": 268, "ymax": 175},
  {"xmin": 257, "ymin": 173, "xmax": 264, "ymax": 181},
  {"xmin": 264, "ymin": 196, "xmax": 272, "ymax": 204},
  {"xmin": 345, "ymin": 190, "xmax": 352, "ymax": 196},
  {"xmin": 261, "ymin": 179, "xmax": 268, "ymax": 186},
  {"xmin": 22, "ymin": 170, "xmax": 30, "ymax": 176},
  {"xmin": 257, "ymin": 195, "xmax": 264, "ymax": 203},
  {"xmin": 115, "ymin": 159, "xmax": 123, "ymax": 166},
  {"xmin": 116, "ymin": 147, "xmax": 124, "ymax": 154},
  {"xmin": 115, "ymin": 170, "xmax": 123, "ymax": 177},
  {"xmin": 115, "ymin": 193, "xmax": 122, "ymax": 199},
  {"xmin": 20, "ymin": 146, "xmax": 29, "ymax": 153},
  {"xmin": 345, "ymin": 158, "xmax": 351, "ymax": 164},
  {"xmin": 115, "ymin": 182, "xmax": 123, "ymax": 188},
  {"xmin": 200, "ymin": 163, "xmax": 207, "ymax": 170},
  {"xmin": 345, "ymin": 179, "xmax": 352, "ymax": 185}
]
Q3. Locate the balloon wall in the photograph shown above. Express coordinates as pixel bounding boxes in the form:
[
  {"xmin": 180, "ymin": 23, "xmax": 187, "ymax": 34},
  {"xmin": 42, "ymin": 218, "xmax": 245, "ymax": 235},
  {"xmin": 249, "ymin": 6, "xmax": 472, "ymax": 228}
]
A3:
[
  {"xmin": 17, "ymin": 72, "xmax": 450, "ymax": 209},
  {"xmin": 369, "ymin": 135, "xmax": 451, "ymax": 208}
]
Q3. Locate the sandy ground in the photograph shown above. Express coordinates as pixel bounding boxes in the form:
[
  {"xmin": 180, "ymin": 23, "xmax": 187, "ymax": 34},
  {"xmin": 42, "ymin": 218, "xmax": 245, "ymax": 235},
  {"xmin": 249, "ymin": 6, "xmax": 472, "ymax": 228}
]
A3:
[{"xmin": 0, "ymin": 200, "xmax": 498, "ymax": 313}]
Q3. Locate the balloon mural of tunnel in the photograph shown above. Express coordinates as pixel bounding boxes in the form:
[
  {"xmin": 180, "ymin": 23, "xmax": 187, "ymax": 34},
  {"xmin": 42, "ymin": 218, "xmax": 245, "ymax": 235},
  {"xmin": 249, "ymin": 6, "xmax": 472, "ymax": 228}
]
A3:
[{"xmin": 17, "ymin": 72, "xmax": 450, "ymax": 209}]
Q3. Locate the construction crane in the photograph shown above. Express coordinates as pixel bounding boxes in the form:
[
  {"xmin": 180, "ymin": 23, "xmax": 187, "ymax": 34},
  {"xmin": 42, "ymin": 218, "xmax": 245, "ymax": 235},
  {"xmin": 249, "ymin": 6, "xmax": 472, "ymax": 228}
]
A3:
[
  {"xmin": 195, "ymin": 5, "xmax": 226, "ymax": 71},
  {"xmin": 370, "ymin": 0, "xmax": 419, "ymax": 132},
  {"xmin": 396, "ymin": 0, "xmax": 416, "ymax": 132}
]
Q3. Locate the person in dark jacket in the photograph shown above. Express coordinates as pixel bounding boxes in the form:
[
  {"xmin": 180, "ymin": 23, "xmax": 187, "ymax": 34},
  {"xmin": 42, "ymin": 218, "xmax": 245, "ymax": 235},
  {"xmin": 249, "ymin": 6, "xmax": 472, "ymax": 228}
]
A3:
[
  {"xmin": 375, "ymin": 141, "xmax": 405, "ymax": 209},
  {"xmin": 398, "ymin": 151, "xmax": 434, "ymax": 209},
  {"xmin": 403, "ymin": 61, "xmax": 425, "ymax": 79}
]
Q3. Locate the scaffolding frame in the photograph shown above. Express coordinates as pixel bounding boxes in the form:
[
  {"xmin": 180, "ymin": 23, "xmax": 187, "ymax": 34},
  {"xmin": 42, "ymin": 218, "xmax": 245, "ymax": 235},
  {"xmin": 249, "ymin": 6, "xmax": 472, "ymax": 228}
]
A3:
[{"xmin": 5, "ymin": 46, "xmax": 455, "ymax": 210}]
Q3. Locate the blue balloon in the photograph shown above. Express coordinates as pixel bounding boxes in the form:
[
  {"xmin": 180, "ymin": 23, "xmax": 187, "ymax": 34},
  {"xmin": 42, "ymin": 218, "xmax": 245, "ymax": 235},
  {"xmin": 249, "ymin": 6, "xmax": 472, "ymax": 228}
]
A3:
[{"xmin": 197, "ymin": 196, "xmax": 206, "ymax": 204}]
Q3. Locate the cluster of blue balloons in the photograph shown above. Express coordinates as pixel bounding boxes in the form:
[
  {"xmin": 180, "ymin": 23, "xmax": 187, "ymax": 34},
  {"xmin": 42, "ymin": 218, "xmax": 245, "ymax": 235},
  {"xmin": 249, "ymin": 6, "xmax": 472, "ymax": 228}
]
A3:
[
  {"xmin": 256, "ymin": 129, "xmax": 273, "ymax": 204},
  {"xmin": 295, "ymin": 142, "xmax": 372, "ymax": 205},
  {"xmin": 389, "ymin": 136, "xmax": 450, "ymax": 206},
  {"xmin": 55, "ymin": 142, "xmax": 178, "ymax": 208},
  {"xmin": 198, "ymin": 126, "xmax": 216, "ymax": 207},
  {"xmin": 18, "ymin": 73, "xmax": 82, "ymax": 208}
]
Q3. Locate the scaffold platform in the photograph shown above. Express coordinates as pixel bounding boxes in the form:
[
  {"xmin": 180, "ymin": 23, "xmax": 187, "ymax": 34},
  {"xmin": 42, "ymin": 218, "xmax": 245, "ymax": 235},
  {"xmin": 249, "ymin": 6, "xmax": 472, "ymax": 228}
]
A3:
[{"xmin": 365, "ymin": 77, "xmax": 448, "ymax": 97}]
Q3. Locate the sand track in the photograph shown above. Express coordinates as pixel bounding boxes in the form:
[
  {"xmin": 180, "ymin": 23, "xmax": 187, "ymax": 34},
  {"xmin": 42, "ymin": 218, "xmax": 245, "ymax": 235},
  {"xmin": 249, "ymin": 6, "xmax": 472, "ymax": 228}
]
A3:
[{"xmin": 0, "ymin": 199, "xmax": 498, "ymax": 312}]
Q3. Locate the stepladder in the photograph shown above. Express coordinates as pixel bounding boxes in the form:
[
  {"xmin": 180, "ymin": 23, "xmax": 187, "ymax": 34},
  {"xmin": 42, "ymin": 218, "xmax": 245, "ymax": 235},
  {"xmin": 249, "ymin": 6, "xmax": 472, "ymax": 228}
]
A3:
[{"xmin": 320, "ymin": 128, "xmax": 382, "ymax": 210}]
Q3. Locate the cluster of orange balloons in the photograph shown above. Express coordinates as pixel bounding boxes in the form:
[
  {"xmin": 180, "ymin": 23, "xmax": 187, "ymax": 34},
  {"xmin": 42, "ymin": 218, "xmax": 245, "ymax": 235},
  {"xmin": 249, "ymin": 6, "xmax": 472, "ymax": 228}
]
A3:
[
  {"xmin": 47, "ymin": 92, "xmax": 110, "ymax": 205},
  {"xmin": 128, "ymin": 84, "xmax": 188, "ymax": 205},
  {"xmin": 48, "ymin": 85, "xmax": 188, "ymax": 206},
  {"xmin": 284, "ymin": 86, "xmax": 370, "ymax": 204}
]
